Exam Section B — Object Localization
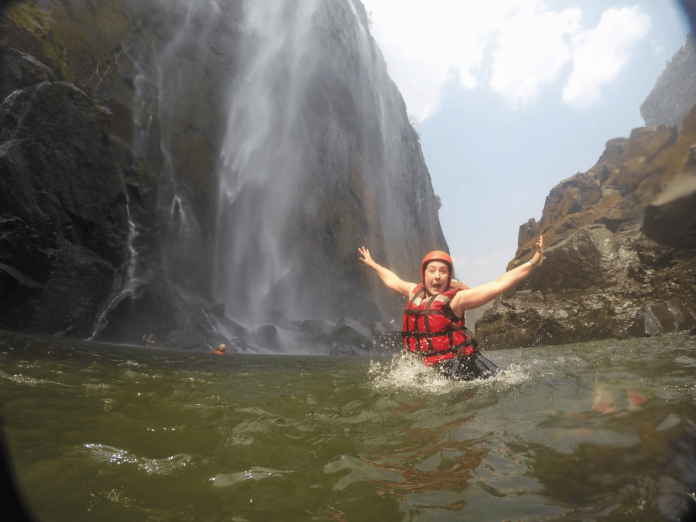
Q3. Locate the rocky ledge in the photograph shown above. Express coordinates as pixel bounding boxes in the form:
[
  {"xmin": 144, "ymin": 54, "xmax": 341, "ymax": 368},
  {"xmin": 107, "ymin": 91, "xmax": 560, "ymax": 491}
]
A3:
[{"xmin": 476, "ymin": 107, "xmax": 696, "ymax": 350}]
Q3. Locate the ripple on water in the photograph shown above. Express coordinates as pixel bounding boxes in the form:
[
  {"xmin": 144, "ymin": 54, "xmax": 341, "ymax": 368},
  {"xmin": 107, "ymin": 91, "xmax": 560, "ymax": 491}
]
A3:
[
  {"xmin": 212, "ymin": 467, "xmax": 293, "ymax": 487},
  {"xmin": 324, "ymin": 454, "xmax": 402, "ymax": 491},
  {"xmin": 118, "ymin": 360, "xmax": 148, "ymax": 368},
  {"xmin": 83, "ymin": 443, "xmax": 192, "ymax": 475},
  {"xmin": 0, "ymin": 369, "xmax": 72, "ymax": 388},
  {"xmin": 2, "ymin": 331, "xmax": 695, "ymax": 521}
]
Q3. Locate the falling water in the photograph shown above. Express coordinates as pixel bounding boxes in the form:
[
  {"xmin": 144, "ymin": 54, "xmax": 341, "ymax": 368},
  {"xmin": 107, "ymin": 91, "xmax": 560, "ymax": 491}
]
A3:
[
  {"xmin": 214, "ymin": 0, "xmax": 445, "ymax": 327},
  {"xmin": 88, "ymin": 202, "xmax": 139, "ymax": 340},
  {"xmin": 215, "ymin": 0, "xmax": 321, "ymax": 324}
]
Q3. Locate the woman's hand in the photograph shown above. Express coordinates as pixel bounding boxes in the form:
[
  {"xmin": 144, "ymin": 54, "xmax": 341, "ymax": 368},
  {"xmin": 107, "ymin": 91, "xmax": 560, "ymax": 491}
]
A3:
[
  {"xmin": 358, "ymin": 246, "xmax": 416, "ymax": 297},
  {"xmin": 450, "ymin": 234, "xmax": 545, "ymax": 315},
  {"xmin": 358, "ymin": 246, "xmax": 374, "ymax": 267},
  {"xmin": 532, "ymin": 235, "xmax": 543, "ymax": 265}
]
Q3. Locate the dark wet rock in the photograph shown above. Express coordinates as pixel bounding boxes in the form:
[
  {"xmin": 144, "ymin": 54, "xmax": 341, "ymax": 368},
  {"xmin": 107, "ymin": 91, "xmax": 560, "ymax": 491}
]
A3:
[
  {"xmin": 331, "ymin": 317, "xmax": 372, "ymax": 348},
  {"xmin": 209, "ymin": 303, "xmax": 225, "ymax": 317},
  {"xmin": 94, "ymin": 281, "xmax": 230, "ymax": 350},
  {"xmin": 254, "ymin": 324, "xmax": 280, "ymax": 350},
  {"xmin": 0, "ymin": 0, "xmax": 241, "ymax": 347},
  {"xmin": 329, "ymin": 344, "xmax": 369, "ymax": 357},
  {"xmin": 477, "ymin": 106, "xmax": 696, "ymax": 349},
  {"xmin": 300, "ymin": 319, "xmax": 335, "ymax": 338},
  {"xmin": 0, "ymin": 81, "xmax": 129, "ymax": 337},
  {"xmin": 305, "ymin": 333, "xmax": 334, "ymax": 352},
  {"xmin": 214, "ymin": 315, "xmax": 249, "ymax": 340},
  {"xmin": 229, "ymin": 338, "xmax": 257, "ymax": 353},
  {"xmin": 166, "ymin": 329, "xmax": 208, "ymax": 351},
  {"xmin": 0, "ymin": 46, "xmax": 56, "ymax": 100},
  {"xmin": 330, "ymin": 344, "xmax": 355, "ymax": 357}
]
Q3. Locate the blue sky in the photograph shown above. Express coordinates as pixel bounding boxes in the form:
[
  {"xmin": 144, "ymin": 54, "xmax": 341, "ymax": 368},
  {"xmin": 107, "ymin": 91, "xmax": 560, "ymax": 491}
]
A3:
[{"xmin": 362, "ymin": 0, "xmax": 689, "ymax": 287}]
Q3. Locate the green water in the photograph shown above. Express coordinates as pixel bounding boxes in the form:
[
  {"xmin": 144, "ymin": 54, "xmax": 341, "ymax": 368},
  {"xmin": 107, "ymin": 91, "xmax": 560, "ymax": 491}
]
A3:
[{"xmin": 0, "ymin": 330, "xmax": 695, "ymax": 521}]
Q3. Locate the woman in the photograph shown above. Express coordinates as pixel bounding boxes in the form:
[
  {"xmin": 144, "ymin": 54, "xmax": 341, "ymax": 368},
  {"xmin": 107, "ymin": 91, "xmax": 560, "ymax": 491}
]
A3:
[{"xmin": 358, "ymin": 236, "xmax": 543, "ymax": 381}]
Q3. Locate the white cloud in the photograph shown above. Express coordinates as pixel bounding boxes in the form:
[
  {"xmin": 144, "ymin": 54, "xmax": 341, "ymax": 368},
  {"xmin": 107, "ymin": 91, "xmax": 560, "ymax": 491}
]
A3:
[
  {"xmin": 361, "ymin": 0, "xmax": 650, "ymax": 117},
  {"xmin": 563, "ymin": 7, "xmax": 651, "ymax": 109},
  {"xmin": 489, "ymin": 7, "xmax": 580, "ymax": 107}
]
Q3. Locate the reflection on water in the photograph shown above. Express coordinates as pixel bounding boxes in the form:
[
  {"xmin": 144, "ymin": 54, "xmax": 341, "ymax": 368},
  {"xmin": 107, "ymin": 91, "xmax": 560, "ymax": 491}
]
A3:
[{"xmin": 0, "ymin": 330, "xmax": 695, "ymax": 521}]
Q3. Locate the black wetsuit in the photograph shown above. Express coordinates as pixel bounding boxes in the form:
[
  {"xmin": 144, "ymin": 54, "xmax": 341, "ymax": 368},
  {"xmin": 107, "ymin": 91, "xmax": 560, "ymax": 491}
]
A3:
[{"xmin": 434, "ymin": 350, "xmax": 500, "ymax": 381}]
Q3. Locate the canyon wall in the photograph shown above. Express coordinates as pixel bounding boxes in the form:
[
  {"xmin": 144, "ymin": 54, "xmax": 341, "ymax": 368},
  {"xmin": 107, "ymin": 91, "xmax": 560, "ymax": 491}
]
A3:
[
  {"xmin": 477, "ymin": 109, "xmax": 696, "ymax": 349},
  {"xmin": 0, "ymin": 0, "xmax": 446, "ymax": 351},
  {"xmin": 640, "ymin": 35, "xmax": 696, "ymax": 129}
]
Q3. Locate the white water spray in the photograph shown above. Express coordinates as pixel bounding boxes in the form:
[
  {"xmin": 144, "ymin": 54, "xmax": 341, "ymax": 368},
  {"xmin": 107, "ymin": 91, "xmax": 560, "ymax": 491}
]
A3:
[
  {"xmin": 213, "ymin": 0, "xmax": 446, "ymax": 327},
  {"xmin": 214, "ymin": 0, "xmax": 321, "ymax": 323},
  {"xmin": 89, "ymin": 201, "xmax": 139, "ymax": 340}
]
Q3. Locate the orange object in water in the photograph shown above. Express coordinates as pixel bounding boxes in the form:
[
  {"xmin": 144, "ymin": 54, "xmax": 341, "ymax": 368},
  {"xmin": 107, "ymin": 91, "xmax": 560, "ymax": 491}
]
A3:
[{"xmin": 211, "ymin": 344, "xmax": 227, "ymax": 355}]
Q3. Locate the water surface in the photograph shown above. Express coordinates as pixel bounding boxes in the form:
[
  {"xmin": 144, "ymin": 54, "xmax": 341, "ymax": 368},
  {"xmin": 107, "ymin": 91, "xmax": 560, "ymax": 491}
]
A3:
[{"xmin": 0, "ymin": 331, "xmax": 695, "ymax": 521}]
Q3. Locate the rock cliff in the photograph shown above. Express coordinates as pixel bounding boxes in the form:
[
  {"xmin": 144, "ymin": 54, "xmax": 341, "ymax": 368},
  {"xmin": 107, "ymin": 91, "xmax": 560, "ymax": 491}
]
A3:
[
  {"xmin": 640, "ymin": 35, "xmax": 696, "ymax": 129},
  {"xmin": 0, "ymin": 0, "xmax": 446, "ymax": 351},
  {"xmin": 477, "ymin": 110, "xmax": 696, "ymax": 349}
]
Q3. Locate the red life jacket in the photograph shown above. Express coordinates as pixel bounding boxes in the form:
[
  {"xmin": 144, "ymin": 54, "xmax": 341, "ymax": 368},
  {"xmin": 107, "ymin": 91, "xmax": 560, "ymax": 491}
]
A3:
[{"xmin": 402, "ymin": 284, "xmax": 477, "ymax": 366}]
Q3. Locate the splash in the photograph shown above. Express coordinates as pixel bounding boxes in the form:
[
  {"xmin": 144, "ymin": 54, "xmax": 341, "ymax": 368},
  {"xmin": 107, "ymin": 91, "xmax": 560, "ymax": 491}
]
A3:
[{"xmin": 369, "ymin": 353, "xmax": 530, "ymax": 395}]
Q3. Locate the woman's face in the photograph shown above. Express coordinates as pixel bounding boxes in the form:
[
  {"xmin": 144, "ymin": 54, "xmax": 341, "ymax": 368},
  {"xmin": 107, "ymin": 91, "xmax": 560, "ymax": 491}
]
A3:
[{"xmin": 424, "ymin": 261, "xmax": 450, "ymax": 295}]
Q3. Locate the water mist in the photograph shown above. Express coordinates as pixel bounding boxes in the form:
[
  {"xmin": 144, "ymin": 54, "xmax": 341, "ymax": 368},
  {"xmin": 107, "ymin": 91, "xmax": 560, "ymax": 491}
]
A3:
[{"xmin": 215, "ymin": 0, "xmax": 447, "ymax": 328}]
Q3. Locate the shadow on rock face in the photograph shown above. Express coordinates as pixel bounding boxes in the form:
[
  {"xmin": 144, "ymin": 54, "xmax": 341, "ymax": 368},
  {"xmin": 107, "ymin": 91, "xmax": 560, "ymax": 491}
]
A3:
[{"xmin": 0, "ymin": 81, "xmax": 129, "ymax": 338}]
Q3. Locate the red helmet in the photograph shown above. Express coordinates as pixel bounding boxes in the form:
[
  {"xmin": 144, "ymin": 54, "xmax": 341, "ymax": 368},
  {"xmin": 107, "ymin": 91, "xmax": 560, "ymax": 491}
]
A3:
[{"xmin": 421, "ymin": 250, "xmax": 453, "ymax": 290}]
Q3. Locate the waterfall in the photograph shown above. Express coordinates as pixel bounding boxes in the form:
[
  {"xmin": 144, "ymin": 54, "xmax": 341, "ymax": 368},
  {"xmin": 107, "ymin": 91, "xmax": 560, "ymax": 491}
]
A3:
[
  {"xmin": 214, "ymin": 0, "xmax": 321, "ymax": 324},
  {"xmin": 213, "ymin": 0, "xmax": 445, "ymax": 327},
  {"xmin": 88, "ymin": 202, "xmax": 139, "ymax": 340}
]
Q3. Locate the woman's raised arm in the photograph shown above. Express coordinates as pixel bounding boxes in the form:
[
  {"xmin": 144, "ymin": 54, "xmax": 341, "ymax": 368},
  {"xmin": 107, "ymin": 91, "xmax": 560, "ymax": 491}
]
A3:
[
  {"xmin": 450, "ymin": 236, "xmax": 543, "ymax": 315},
  {"xmin": 358, "ymin": 246, "xmax": 417, "ymax": 298}
]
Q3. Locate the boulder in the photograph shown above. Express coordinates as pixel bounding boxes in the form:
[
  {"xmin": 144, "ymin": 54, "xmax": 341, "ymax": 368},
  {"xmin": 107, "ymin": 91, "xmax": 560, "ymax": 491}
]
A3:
[
  {"xmin": 254, "ymin": 324, "xmax": 281, "ymax": 350},
  {"xmin": 329, "ymin": 344, "xmax": 370, "ymax": 357},
  {"xmin": 300, "ymin": 319, "xmax": 335, "ymax": 338},
  {"xmin": 331, "ymin": 317, "xmax": 372, "ymax": 348}
]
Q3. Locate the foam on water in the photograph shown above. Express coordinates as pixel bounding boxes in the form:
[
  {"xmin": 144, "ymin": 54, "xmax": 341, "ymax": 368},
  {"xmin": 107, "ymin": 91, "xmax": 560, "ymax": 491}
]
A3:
[
  {"xmin": 213, "ymin": 467, "xmax": 294, "ymax": 488},
  {"xmin": 83, "ymin": 443, "xmax": 192, "ymax": 475},
  {"xmin": 0, "ymin": 369, "xmax": 72, "ymax": 388},
  {"xmin": 368, "ymin": 352, "xmax": 530, "ymax": 395}
]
